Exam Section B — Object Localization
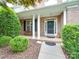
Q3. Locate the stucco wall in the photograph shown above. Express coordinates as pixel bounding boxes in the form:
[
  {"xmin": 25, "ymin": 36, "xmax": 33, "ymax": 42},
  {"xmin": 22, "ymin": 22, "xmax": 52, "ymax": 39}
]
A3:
[
  {"xmin": 57, "ymin": 14, "xmax": 63, "ymax": 37},
  {"xmin": 40, "ymin": 17, "xmax": 44, "ymax": 36},
  {"xmin": 67, "ymin": 6, "xmax": 79, "ymax": 24}
]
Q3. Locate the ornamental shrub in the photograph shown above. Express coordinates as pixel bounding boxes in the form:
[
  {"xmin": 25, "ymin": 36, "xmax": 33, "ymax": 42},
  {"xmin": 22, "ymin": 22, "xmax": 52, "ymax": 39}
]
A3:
[
  {"xmin": 74, "ymin": 32, "xmax": 79, "ymax": 59},
  {"xmin": 9, "ymin": 36, "xmax": 29, "ymax": 52},
  {"xmin": 62, "ymin": 25, "xmax": 79, "ymax": 59},
  {"xmin": 0, "ymin": 6, "xmax": 21, "ymax": 37},
  {"xmin": 0, "ymin": 36, "xmax": 12, "ymax": 47}
]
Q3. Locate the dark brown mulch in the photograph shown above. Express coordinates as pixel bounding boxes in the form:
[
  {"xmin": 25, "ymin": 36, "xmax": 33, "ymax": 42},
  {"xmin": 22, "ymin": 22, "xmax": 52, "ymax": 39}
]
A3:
[{"xmin": 0, "ymin": 39, "xmax": 41, "ymax": 59}]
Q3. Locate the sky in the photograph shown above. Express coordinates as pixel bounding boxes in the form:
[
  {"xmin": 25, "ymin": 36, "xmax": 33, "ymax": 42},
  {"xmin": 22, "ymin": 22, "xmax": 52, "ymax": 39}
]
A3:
[{"xmin": 44, "ymin": 0, "xmax": 57, "ymax": 6}]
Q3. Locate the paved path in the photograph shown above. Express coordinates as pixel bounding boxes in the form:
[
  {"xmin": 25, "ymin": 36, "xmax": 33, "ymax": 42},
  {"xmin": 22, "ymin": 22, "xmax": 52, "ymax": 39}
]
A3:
[{"xmin": 38, "ymin": 42, "xmax": 66, "ymax": 59}]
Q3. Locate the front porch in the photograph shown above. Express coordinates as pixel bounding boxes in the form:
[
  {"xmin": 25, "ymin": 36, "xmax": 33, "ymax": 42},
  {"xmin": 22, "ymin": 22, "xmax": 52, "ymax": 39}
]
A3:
[
  {"xmin": 26, "ymin": 36, "xmax": 62, "ymax": 43},
  {"xmin": 20, "ymin": 14, "xmax": 65, "ymax": 39}
]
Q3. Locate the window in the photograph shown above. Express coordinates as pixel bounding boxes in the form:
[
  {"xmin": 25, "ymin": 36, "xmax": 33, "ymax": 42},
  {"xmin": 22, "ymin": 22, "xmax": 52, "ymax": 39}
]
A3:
[{"xmin": 26, "ymin": 20, "xmax": 32, "ymax": 31}]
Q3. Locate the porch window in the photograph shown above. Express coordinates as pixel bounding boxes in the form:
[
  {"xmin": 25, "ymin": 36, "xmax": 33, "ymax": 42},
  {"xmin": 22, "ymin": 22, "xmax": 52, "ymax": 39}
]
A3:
[{"xmin": 26, "ymin": 21, "xmax": 32, "ymax": 31}]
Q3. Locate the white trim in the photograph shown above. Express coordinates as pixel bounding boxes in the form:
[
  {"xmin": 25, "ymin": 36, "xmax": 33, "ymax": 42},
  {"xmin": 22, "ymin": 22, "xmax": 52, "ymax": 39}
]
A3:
[
  {"xmin": 32, "ymin": 14, "xmax": 36, "ymax": 39},
  {"xmin": 37, "ymin": 15, "xmax": 40, "ymax": 39},
  {"xmin": 67, "ymin": 5, "xmax": 78, "ymax": 9},
  {"xmin": 63, "ymin": 10, "xmax": 67, "ymax": 25},
  {"xmin": 56, "ymin": 18, "xmax": 58, "ymax": 36},
  {"xmin": 44, "ymin": 17, "xmax": 57, "ymax": 37},
  {"xmin": 44, "ymin": 21, "xmax": 47, "ymax": 36}
]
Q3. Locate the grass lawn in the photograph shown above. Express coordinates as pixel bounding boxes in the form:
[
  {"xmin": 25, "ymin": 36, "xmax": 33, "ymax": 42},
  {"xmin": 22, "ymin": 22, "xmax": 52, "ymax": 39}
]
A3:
[{"xmin": 0, "ymin": 39, "xmax": 41, "ymax": 59}]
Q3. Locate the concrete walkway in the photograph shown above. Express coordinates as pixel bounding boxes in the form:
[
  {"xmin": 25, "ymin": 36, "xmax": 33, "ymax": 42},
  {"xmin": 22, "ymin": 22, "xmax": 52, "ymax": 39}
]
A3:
[{"xmin": 38, "ymin": 42, "xmax": 66, "ymax": 59}]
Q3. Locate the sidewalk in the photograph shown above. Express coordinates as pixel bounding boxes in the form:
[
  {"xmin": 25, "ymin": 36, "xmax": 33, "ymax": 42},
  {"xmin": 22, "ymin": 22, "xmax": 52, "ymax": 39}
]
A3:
[{"xmin": 38, "ymin": 42, "xmax": 66, "ymax": 59}]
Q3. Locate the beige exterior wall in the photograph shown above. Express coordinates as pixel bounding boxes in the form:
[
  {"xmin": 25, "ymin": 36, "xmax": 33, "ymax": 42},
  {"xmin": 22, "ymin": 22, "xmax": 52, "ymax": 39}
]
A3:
[
  {"xmin": 57, "ymin": 14, "xmax": 63, "ymax": 37},
  {"xmin": 67, "ymin": 6, "xmax": 79, "ymax": 24},
  {"xmin": 40, "ymin": 17, "xmax": 44, "ymax": 36}
]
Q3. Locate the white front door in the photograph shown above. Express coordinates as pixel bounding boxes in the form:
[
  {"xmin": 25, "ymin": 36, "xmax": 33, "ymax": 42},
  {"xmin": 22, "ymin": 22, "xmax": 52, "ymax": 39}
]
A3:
[{"xmin": 45, "ymin": 19, "xmax": 56, "ymax": 37}]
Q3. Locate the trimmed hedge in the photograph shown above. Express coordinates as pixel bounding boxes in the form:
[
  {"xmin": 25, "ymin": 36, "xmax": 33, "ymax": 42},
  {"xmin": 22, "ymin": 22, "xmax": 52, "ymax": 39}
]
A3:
[
  {"xmin": 0, "ymin": 36, "xmax": 12, "ymax": 47},
  {"xmin": 0, "ymin": 6, "xmax": 21, "ymax": 37},
  {"xmin": 9, "ymin": 36, "xmax": 29, "ymax": 52},
  {"xmin": 62, "ymin": 25, "xmax": 79, "ymax": 59}
]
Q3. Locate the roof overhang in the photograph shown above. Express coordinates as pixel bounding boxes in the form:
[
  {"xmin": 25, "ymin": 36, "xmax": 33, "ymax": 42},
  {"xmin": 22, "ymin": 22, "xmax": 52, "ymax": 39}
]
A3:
[{"xmin": 17, "ymin": 1, "xmax": 79, "ymax": 19}]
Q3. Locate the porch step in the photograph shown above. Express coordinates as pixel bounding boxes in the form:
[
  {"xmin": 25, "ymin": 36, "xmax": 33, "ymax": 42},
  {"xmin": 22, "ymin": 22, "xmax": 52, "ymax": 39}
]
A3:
[{"xmin": 27, "ymin": 36, "xmax": 62, "ymax": 43}]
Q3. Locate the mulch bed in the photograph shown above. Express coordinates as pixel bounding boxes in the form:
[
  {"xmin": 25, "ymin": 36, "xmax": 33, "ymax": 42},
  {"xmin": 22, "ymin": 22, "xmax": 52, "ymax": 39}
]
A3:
[{"xmin": 0, "ymin": 39, "xmax": 41, "ymax": 59}]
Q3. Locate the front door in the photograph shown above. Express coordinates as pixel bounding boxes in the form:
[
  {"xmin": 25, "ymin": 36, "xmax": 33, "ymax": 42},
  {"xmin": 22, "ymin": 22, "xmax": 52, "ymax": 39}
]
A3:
[
  {"xmin": 47, "ymin": 21, "xmax": 54, "ymax": 34},
  {"xmin": 45, "ymin": 20, "xmax": 56, "ymax": 37}
]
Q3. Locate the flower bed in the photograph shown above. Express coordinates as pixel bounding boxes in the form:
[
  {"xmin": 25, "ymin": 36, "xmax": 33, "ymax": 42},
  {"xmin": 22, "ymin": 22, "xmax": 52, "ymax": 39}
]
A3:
[{"xmin": 0, "ymin": 39, "xmax": 41, "ymax": 59}]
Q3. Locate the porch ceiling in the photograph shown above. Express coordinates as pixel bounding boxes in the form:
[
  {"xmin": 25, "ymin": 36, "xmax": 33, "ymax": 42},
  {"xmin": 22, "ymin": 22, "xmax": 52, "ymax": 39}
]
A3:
[{"xmin": 17, "ymin": 1, "xmax": 79, "ymax": 19}]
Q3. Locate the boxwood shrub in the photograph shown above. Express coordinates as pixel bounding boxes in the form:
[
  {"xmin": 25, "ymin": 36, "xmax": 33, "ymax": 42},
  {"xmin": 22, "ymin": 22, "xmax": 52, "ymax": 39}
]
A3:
[
  {"xmin": 62, "ymin": 25, "xmax": 79, "ymax": 59},
  {"xmin": 0, "ymin": 36, "xmax": 12, "ymax": 47},
  {"xmin": 0, "ymin": 6, "xmax": 21, "ymax": 37},
  {"xmin": 9, "ymin": 36, "xmax": 29, "ymax": 52}
]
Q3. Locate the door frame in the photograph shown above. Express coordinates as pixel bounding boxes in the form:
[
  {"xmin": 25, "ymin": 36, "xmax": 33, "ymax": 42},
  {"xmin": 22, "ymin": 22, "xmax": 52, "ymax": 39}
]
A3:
[{"xmin": 44, "ymin": 17, "xmax": 57, "ymax": 37}]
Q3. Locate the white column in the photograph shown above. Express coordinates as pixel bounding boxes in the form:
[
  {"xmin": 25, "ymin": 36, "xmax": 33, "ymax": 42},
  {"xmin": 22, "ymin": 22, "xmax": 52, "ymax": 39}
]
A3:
[
  {"xmin": 63, "ymin": 10, "xmax": 67, "ymax": 25},
  {"xmin": 56, "ymin": 19, "xmax": 58, "ymax": 36},
  {"xmin": 37, "ymin": 15, "xmax": 40, "ymax": 39},
  {"xmin": 32, "ymin": 15, "xmax": 35, "ymax": 39}
]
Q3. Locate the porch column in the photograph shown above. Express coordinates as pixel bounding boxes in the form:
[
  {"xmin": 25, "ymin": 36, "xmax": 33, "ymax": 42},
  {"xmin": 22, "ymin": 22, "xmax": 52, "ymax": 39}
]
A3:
[
  {"xmin": 32, "ymin": 14, "xmax": 35, "ymax": 39},
  {"xmin": 37, "ymin": 15, "xmax": 40, "ymax": 39},
  {"xmin": 63, "ymin": 10, "xmax": 67, "ymax": 25}
]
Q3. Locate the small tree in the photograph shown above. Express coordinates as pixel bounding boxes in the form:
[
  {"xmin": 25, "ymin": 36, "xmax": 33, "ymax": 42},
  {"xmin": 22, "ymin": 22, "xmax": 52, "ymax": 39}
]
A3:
[{"xmin": 0, "ymin": 6, "xmax": 21, "ymax": 37}]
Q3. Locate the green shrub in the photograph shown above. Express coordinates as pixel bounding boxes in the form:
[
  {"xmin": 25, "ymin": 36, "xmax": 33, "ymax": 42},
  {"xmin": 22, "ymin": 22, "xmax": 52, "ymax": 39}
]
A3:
[
  {"xmin": 0, "ymin": 6, "xmax": 21, "ymax": 37},
  {"xmin": 10, "ymin": 36, "xmax": 29, "ymax": 52},
  {"xmin": 62, "ymin": 25, "xmax": 79, "ymax": 59},
  {"xmin": 73, "ymin": 32, "xmax": 79, "ymax": 59},
  {"xmin": 0, "ymin": 36, "xmax": 12, "ymax": 47}
]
